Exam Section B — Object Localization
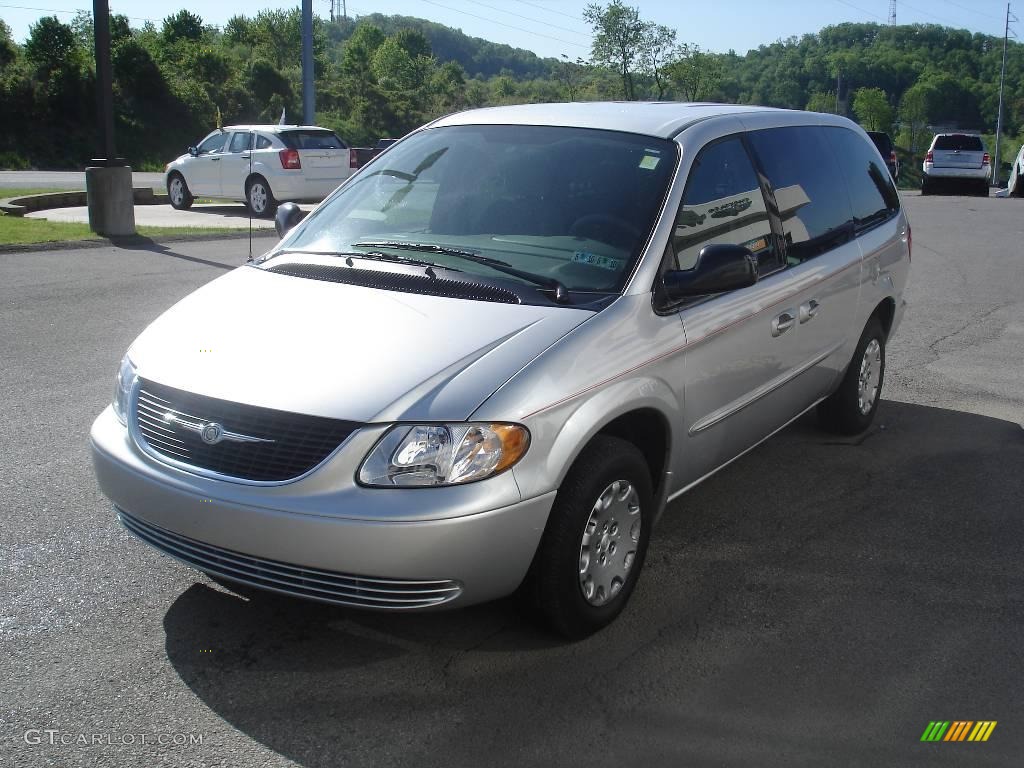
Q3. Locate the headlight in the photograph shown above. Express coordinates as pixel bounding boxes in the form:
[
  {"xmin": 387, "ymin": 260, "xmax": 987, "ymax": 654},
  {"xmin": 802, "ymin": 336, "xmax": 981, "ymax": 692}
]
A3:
[
  {"xmin": 112, "ymin": 355, "xmax": 136, "ymax": 425},
  {"xmin": 358, "ymin": 423, "xmax": 530, "ymax": 487}
]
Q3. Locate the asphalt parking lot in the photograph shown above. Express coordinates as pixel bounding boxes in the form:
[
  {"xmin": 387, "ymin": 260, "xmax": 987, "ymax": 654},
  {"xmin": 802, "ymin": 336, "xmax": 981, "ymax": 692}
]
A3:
[{"xmin": 2, "ymin": 192, "xmax": 1022, "ymax": 767}]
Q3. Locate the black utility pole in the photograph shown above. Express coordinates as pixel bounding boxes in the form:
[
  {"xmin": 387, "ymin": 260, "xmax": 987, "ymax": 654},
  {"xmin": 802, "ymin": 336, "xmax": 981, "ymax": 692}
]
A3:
[
  {"xmin": 86, "ymin": 0, "xmax": 135, "ymax": 235},
  {"xmin": 92, "ymin": 0, "xmax": 117, "ymax": 164},
  {"xmin": 302, "ymin": 0, "xmax": 314, "ymax": 125}
]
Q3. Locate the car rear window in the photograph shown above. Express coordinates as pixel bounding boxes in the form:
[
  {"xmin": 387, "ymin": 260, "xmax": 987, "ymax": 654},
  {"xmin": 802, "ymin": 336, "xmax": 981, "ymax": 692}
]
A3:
[
  {"xmin": 934, "ymin": 135, "xmax": 983, "ymax": 151},
  {"xmin": 280, "ymin": 130, "xmax": 347, "ymax": 150},
  {"xmin": 867, "ymin": 132, "xmax": 892, "ymax": 154}
]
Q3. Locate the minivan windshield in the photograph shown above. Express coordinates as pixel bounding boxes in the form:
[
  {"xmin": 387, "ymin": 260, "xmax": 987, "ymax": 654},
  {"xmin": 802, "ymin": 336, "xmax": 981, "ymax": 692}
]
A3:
[{"xmin": 278, "ymin": 125, "xmax": 677, "ymax": 294}]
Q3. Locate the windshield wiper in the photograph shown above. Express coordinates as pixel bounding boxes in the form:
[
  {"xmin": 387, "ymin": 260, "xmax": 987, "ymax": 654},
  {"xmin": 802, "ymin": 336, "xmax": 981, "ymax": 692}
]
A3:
[
  {"xmin": 275, "ymin": 248, "xmax": 443, "ymax": 270},
  {"xmin": 353, "ymin": 241, "xmax": 570, "ymax": 303}
]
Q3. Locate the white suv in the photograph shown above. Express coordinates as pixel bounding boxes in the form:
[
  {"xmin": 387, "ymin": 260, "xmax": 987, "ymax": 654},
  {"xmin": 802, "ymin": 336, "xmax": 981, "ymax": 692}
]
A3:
[
  {"xmin": 165, "ymin": 125, "xmax": 356, "ymax": 217},
  {"xmin": 921, "ymin": 133, "xmax": 990, "ymax": 196}
]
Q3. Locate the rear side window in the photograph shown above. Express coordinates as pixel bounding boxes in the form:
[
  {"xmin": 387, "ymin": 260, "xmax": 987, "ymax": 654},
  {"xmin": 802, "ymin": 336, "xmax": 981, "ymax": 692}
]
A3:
[
  {"xmin": 281, "ymin": 130, "xmax": 346, "ymax": 150},
  {"xmin": 825, "ymin": 128, "xmax": 900, "ymax": 230},
  {"xmin": 673, "ymin": 137, "xmax": 779, "ymax": 272},
  {"xmin": 255, "ymin": 135, "xmax": 273, "ymax": 149},
  {"xmin": 747, "ymin": 126, "xmax": 853, "ymax": 263},
  {"xmin": 933, "ymin": 134, "xmax": 983, "ymax": 151}
]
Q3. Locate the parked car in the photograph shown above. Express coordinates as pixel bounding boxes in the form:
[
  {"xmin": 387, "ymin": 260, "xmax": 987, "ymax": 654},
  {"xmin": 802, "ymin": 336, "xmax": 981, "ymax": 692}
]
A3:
[
  {"xmin": 164, "ymin": 125, "xmax": 359, "ymax": 217},
  {"xmin": 867, "ymin": 130, "xmax": 899, "ymax": 181},
  {"xmin": 1007, "ymin": 143, "xmax": 1024, "ymax": 197},
  {"xmin": 921, "ymin": 133, "xmax": 990, "ymax": 196},
  {"xmin": 94, "ymin": 103, "xmax": 909, "ymax": 638}
]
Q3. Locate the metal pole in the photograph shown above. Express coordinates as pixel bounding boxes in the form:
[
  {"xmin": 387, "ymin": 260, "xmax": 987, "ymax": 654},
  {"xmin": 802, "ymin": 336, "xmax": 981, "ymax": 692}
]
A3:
[
  {"xmin": 994, "ymin": 3, "xmax": 1009, "ymax": 185},
  {"xmin": 302, "ymin": 0, "xmax": 314, "ymax": 125},
  {"xmin": 92, "ymin": 0, "xmax": 116, "ymax": 163}
]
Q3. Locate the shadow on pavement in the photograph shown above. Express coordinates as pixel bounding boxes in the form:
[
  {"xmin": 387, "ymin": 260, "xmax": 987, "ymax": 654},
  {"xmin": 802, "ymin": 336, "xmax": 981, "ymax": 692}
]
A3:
[
  {"xmin": 161, "ymin": 401, "xmax": 1024, "ymax": 767},
  {"xmin": 108, "ymin": 236, "xmax": 238, "ymax": 270}
]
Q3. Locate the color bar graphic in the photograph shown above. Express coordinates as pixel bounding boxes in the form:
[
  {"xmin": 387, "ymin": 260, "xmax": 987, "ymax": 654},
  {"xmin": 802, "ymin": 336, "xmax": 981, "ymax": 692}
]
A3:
[{"xmin": 921, "ymin": 721, "xmax": 996, "ymax": 742}]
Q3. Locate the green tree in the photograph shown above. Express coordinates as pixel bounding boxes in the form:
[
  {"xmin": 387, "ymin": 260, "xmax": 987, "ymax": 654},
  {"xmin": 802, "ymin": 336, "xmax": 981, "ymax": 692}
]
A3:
[
  {"xmin": 583, "ymin": 1, "xmax": 647, "ymax": 100},
  {"xmin": 805, "ymin": 91, "xmax": 838, "ymax": 113},
  {"xmin": 0, "ymin": 19, "xmax": 16, "ymax": 68},
  {"xmin": 899, "ymin": 83, "xmax": 932, "ymax": 151},
  {"xmin": 664, "ymin": 45, "xmax": 722, "ymax": 101},
  {"xmin": 24, "ymin": 16, "xmax": 77, "ymax": 75},
  {"xmin": 641, "ymin": 24, "xmax": 676, "ymax": 100},
  {"xmin": 852, "ymin": 87, "xmax": 893, "ymax": 131},
  {"xmin": 162, "ymin": 11, "xmax": 203, "ymax": 45}
]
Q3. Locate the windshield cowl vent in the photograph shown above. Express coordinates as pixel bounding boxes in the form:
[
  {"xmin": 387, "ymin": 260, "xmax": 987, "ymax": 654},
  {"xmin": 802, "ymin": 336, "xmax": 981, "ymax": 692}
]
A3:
[{"xmin": 264, "ymin": 263, "xmax": 522, "ymax": 304}]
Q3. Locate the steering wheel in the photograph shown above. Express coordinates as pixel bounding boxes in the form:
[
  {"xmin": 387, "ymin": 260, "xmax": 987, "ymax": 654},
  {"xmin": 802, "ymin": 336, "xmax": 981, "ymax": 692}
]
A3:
[{"xmin": 569, "ymin": 213, "xmax": 642, "ymax": 247}]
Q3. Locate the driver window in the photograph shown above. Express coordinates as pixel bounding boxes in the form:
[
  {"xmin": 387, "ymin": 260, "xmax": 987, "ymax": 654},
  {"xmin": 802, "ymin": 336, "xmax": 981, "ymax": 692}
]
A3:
[
  {"xmin": 229, "ymin": 132, "xmax": 252, "ymax": 153},
  {"xmin": 197, "ymin": 133, "xmax": 227, "ymax": 155},
  {"xmin": 672, "ymin": 137, "xmax": 776, "ymax": 272}
]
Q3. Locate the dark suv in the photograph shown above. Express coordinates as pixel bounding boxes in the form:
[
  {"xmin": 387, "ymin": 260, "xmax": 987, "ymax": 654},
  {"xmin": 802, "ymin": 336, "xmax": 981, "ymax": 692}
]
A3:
[{"xmin": 867, "ymin": 131, "xmax": 899, "ymax": 182}]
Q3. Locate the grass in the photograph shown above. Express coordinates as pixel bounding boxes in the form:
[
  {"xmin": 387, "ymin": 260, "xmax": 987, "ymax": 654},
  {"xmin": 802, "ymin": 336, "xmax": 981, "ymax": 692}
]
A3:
[{"xmin": 1, "ymin": 186, "xmax": 261, "ymax": 246}]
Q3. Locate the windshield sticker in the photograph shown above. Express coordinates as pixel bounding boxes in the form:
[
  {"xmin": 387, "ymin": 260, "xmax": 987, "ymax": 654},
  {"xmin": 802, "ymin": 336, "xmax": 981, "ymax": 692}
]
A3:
[
  {"xmin": 639, "ymin": 154, "xmax": 661, "ymax": 170},
  {"xmin": 573, "ymin": 251, "xmax": 624, "ymax": 271}
]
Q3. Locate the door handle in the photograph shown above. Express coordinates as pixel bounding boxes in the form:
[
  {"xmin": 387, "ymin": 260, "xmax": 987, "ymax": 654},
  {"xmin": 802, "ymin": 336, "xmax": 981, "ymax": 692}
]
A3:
[
  {"xmin": 210, "ymin": 157, "xmax": 220, "ymax": 162},
  {"xmin": 799, "ymin": 299, "xmax": 820, "ymax": 323},
  {"xmin": 240, "ymin": 154, "xmax": 250, "ymax": 159},
  {"xmin": 771, "ymin": 310, "xmax": 796, "ymax": 337}
]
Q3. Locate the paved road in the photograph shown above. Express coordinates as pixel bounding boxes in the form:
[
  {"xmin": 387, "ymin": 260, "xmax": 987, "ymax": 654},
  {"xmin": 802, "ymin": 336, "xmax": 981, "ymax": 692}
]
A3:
[
  {"xmin": 2, "ymin": 196, "xmax": 1022, "ymax": 767},
  {"xmin": 0, "ymin": 170, "xmax": 165, "ymax": 190}
]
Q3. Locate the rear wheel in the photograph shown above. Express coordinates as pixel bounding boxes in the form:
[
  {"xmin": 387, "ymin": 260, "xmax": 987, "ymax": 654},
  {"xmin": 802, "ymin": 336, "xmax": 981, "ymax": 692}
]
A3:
[
  {"xmin": 528, "ymin": 435, "xmax": 653, "ymax": 639},
  {"xmin": 818, "ymin": 317, "xmax": 886, "ymax": 435},
  {"xmin": 1015, "ymin": 165, "xmax": 1024, "ymax": 197},
  {"xmin": 920, "ymin": 177, "xmax": 932, "ymax": 196},
  {"xmin": 974, "ymin": 180, "xmax": 989, "ymax": 197},
  {"xmin": 246, "ymin": 175, "xmax": 277, "ymax": 218},
  {"xmin": 167, "ymin": 172, "xmax": 193, "ymax": 210}
]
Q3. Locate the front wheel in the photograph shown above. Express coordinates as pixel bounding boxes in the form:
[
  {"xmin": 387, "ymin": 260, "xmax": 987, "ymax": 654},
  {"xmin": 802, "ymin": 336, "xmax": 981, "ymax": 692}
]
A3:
[
  {"xmin": 246, "ymin": 176, "xmax": 277, "ymax": 218},
  {"xmin": 528, "ymin": 435, "xmax": 653, "ymax": 639},
  {"xmin": 167, "ymin": 172, "xmax": 193, "ymax": 210},
  {"xmin": 818, "ymin": 317, "xmax": 886, "ymax": 435}
]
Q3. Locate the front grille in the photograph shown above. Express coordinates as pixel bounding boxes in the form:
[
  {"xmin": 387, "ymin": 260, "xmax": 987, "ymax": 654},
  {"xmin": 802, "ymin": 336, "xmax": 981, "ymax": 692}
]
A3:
[
  {"xmin": 118, "ymin": 509, "xmax": 463, "ymax": 609},
  {"xmin": 134, "ymin": 379, "xmax": 359, "ymax": 482}
]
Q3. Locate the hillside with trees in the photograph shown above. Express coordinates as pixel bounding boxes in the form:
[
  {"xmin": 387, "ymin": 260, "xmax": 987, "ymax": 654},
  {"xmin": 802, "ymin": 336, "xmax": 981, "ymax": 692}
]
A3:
[{"xmin": 0, "ymin": 3, "xmax": 1022, "ymax": 177}]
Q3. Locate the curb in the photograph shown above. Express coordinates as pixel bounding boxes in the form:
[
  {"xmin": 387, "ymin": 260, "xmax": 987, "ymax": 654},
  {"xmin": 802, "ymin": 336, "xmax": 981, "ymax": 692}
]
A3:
[
  {"xmin": 0, "ymin": 187, "xmax": 168, "ymax": 216},
  {"xmin": 0, "ymin": 229, "xmax": 278, "ymax": 254}
]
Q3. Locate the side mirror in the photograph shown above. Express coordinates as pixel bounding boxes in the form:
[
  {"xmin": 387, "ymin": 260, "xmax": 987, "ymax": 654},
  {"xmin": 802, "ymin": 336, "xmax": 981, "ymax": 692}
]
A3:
[
  {"xmin": 662, "ymin": 243, "xmax": 758, "ymax": 300},
  {"xmin": 275, "ymin": 202, "xmax": 304, "ymax": 239},
  {"xmin": 187, "ymin": 145, "xmax": 198, "ymax": 157}
]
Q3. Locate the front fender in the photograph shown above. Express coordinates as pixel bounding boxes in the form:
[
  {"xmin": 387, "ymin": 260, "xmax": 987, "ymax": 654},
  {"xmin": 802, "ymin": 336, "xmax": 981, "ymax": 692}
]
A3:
[{"xmin": 511, "ymin": 375, "xmax": 680, "ymax": 510}]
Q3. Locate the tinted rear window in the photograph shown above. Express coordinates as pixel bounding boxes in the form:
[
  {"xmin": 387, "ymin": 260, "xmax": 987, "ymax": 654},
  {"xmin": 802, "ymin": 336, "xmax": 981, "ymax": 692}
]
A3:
[
  {"xmin": 867, "ymin": 132, "xmax": 892, "ymax": 154},
  {"xmin": 934, "ymin": 135, "xmax": 983, "ymax": 151},
  {"xmin": 281, "ymin": 130, "xmax": 346, "ymax": 150},
  {"xmin": 747, "ymin": 126, "xmax": 854, "ymax": 263},
  {"xmin": 825, "ymin": 127, "xmax": 900, "ymax": 230}
]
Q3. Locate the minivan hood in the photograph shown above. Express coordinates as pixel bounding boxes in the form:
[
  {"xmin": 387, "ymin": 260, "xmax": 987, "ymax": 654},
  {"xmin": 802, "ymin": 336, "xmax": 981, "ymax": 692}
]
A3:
[{"xmin": 127, "ymin": 262, "xmax": 593, "ymax": 422}]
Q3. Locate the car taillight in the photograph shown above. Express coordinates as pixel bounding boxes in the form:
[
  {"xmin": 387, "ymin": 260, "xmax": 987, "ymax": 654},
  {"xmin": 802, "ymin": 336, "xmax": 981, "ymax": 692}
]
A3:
[
  {"xmin": 890, "ymin": 150, "xmax": 897, "ymax": 163},
  {"xmin": 349, "ymin": 149, "xmax": 358, "ymax": 169},
  {"xmin": 279, "ymin": 149, "xmax": 301, "ymax": 169},
  {"xmin": 982, "ymin": 152, "xmax": 990, "ymax": 165},
  {"xmin": 925, "ymin": 150, "xmax": 933, "ymax": 163}
]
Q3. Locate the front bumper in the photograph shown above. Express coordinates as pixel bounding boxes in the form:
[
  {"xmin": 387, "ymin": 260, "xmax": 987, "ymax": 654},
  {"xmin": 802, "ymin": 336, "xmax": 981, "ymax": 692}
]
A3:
[
  {"xmin": 91, "ymin": 407, "xmax": 554, "ymax": 609},
  {"xmin": 922, "ymin": 164, "xmax": 989, "ymax": 180}
]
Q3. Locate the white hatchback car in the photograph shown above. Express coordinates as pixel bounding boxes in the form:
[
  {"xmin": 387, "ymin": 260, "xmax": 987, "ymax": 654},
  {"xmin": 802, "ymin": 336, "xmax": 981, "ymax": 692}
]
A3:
[{"xmin": 165, "ymin": 125, "xmax": 356, "ymax": 217}]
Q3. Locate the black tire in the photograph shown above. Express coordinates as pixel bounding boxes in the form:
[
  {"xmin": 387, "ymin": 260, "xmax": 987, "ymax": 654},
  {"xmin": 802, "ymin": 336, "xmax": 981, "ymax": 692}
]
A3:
[
  {"xmin": 527, "ymin": 435, "xmax": 654, "ymax": 639},
  {"xmin": 167, "ymin": 172, "xmax": 193, "ymax": 210},
  {"xmin": 920, "ymin": 177, "xmax": 931, "ymax": 196},
  {"xmin": 1015, "ymin": 166, "xmax": 1024, "ymax": 197},
  {"xmin": 245, "ymin": 175, "xmax": 277, "ymax": 218},
  {"xmin": 818, "ymin": 316, "xmax": 886, "ymax": 435},
  {"xmin": 974, "ymin": 180, "xmax": 989, "ymax": 197}
]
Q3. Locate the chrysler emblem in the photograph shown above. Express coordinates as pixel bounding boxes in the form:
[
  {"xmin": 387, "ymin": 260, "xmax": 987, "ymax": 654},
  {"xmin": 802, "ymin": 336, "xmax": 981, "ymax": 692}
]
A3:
[
  {"xmin": 200, "ymin": 422, "xmax": 225, "ymax": 445},
  {"xmin": 163, "ymin": 412, "xmax": 275, "ymax": 445}
]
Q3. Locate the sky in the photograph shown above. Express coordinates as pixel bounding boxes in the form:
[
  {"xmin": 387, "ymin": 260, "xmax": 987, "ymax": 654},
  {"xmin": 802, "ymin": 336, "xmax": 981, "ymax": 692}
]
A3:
[{"xmin": 0, "ymin": 0, "xmax": 1013, "ymax": 59}]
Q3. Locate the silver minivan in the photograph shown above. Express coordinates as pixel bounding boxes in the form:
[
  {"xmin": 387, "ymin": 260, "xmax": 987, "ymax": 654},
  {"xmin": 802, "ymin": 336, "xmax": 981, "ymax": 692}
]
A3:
[{"xmin": 91, "ymin": 103, "xmax": 910, "ymax": 638}]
